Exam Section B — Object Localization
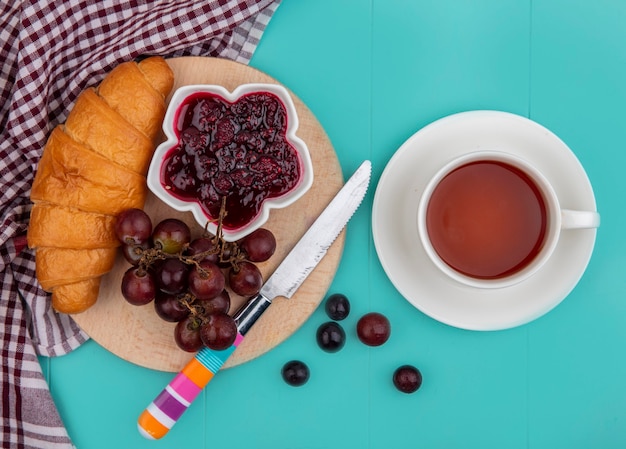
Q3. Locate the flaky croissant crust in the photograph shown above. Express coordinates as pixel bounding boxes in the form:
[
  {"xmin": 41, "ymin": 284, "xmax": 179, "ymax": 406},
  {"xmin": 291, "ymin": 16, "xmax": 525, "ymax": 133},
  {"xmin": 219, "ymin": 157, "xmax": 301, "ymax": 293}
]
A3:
[{"xmin": 28, "ymin": 56, "xmax": 174, "ymax": 314}]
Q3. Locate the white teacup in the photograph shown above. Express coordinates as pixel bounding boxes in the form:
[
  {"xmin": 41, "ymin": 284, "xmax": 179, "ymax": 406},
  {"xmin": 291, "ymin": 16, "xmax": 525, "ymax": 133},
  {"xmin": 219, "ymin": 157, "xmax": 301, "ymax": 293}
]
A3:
[{"xmin": 417, "ymin": 151, "xmax": 600, "ymax": 289}]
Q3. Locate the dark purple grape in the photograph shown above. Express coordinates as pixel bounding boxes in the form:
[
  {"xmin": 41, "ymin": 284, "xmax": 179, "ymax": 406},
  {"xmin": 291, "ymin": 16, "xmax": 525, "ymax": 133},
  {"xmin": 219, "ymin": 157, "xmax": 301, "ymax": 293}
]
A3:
[
  {"xmin": 154, "ymin": 258, "xmax": 189, "ymax": 294},
  {"xmin": 154, "ymin": 292, "xmax": 190, "ymax": 322},
  {"xmin": 393, "ymin": 365, "xmax": 422, "ymax": 393},
  {"xmin": 325, "ymin": 293, "xmax": 350, "ymax": 321},
  {"xmin": 174, "ymin": 315, "xmax": 204, "ymax": 352},
  {"xmin": 228, "ymin": 261, "xmax": 263, "ymax": 296},
  {"xmin": 356, "ymin": 312, "xmax": 391, "ymax": 347},
  {"xmin": 187, "ymin": 237, "xmax": 219, "ymax": 264},
  {"xmin": 281, "ymin": 360, "xmax": 310, "ymax": 387},
  {"xmin": 193, "ymin": 290, "xmax": 231, "ymax": 316},
  {"xmin": 316, "ymin": 321, "xmax": 346, "ymax": 353},
  {"xmin": 152, "ymin": 218, "xmax": 191, "ymax": 254},
  {"xmin": 199, "ymin": 313, "xmax": 238, "ymax": 351},
  {"xmin": 239, "ymin": 228, "xmax": 276, "ymax": 262},
  {"xmin": 122, "ymin": 242, "xmax": 150, "ymax": 266},
  {"xmin": 188, "ymin": 261, "xmax": 225, "ymax": 300},
  {"xmin": 121, "ymin": 267, "xmax": 156, "ymax": 306},
  {"xmin": 115, "ymin": 208, "xmax": 152, "ymax": 245}
]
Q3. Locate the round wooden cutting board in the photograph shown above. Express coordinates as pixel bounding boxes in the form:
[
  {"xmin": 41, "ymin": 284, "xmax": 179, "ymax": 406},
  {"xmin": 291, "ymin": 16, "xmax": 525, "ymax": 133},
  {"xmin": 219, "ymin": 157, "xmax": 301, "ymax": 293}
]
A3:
[{"xmin": 72, "ymin": 57, "xmax": 344, "ymax": 372}]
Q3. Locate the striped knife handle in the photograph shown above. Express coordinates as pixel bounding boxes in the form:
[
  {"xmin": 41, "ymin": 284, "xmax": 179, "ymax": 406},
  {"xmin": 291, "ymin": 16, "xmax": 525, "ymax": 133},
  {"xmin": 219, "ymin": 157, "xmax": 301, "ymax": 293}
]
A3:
[
  {"xmin": 137, "ymin": 292, "xmax": 272, "ymax": 439},
  {"xmin": 137, "ymin": 333, "xmax": 244, "ymax": 440}
]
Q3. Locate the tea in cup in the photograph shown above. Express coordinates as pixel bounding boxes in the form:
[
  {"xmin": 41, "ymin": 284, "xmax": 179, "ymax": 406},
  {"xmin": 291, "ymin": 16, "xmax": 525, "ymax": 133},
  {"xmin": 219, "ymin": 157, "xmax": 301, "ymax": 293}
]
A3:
[{"xmin": 417, "ymin": 151, "xmax": 600, "ymax": 289}]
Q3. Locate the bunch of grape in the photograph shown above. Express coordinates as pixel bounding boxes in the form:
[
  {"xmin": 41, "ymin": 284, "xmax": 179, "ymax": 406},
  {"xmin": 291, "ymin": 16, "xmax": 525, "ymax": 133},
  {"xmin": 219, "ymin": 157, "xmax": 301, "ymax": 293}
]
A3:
[{"xmin": 114, "ymin": 208, "xmax": 276, "ymax": 353}]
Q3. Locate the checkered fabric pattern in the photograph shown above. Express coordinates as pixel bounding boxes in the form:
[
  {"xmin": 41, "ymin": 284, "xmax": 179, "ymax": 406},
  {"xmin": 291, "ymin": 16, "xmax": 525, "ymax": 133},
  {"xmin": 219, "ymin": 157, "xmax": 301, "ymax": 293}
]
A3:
[{"xmin": 0, "ymin": 1, "xmax": 280, "ymax": 447}]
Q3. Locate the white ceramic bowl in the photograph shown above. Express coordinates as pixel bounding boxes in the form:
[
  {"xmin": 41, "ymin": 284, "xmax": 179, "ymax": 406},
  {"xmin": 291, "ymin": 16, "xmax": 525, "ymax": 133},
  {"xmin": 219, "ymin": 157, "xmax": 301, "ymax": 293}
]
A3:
[{"xmin": 148, "ymin": 83, "xmax": 314, "ymax": 241}]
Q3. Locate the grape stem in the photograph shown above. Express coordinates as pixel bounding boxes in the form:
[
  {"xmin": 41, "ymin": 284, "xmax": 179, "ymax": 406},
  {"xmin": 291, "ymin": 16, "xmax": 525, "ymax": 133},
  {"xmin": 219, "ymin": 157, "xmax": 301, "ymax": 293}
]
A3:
[
  {"xmin": 214, "ymin": 196, "xmax": 227, "ymax": 244},
  {"xmin": 179, "ymin": 294, "xmax": 203, "ymax": 321},
  {"xmin": 133, "ymin": 196, "xmax": 246, "ymax": 275}
]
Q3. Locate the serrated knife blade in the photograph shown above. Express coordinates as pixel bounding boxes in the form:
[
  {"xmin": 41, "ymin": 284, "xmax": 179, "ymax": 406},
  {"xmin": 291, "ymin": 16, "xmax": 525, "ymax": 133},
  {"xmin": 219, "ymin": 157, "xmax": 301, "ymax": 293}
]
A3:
[
  {"xmin": 138, "ymin": 160, "xmax": 372, "ymax": 440},
  {"xmin": 261, "ymin": 159, "xmax": 372, "ymax": 300}
]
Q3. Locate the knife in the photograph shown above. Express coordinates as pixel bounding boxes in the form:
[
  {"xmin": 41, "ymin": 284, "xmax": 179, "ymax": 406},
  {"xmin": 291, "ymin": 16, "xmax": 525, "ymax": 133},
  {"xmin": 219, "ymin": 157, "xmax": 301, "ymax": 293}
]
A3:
[{"xmin": 138, "ymin": 160, "xmax": 371, "ymax": 439}]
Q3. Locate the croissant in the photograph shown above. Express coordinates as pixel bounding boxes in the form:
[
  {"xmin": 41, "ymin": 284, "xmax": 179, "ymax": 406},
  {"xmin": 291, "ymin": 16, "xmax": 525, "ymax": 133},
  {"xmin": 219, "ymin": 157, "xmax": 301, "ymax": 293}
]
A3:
[{"xmin": 27, "ymin": 56, "xmax": 174, "ymax": 314}]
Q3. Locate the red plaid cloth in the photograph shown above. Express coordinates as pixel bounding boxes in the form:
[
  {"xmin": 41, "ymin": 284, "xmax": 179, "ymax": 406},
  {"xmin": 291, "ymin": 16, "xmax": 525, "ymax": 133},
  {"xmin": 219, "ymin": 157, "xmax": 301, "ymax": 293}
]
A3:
[{"xmin": 0, "ymin": 1, "xmax": 279, "ymax": 447}]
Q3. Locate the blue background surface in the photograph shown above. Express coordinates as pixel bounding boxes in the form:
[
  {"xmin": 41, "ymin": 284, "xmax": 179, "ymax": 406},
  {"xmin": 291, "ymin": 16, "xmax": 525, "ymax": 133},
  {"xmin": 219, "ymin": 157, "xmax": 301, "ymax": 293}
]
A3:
[{"xmin": 42, "ymin": 1, "xmax": 626, "ymax": 447}]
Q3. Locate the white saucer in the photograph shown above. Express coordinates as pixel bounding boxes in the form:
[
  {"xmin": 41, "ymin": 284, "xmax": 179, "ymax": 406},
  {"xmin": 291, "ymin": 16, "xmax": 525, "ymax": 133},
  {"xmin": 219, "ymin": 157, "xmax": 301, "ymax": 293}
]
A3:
[{"xmin": 372, "ymin": 110, "xmax": 599, "ymax": 331}]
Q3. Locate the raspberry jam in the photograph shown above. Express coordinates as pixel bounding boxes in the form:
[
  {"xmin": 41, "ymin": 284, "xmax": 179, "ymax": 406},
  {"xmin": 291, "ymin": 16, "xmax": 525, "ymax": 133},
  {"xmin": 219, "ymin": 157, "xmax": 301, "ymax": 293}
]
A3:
[{"xmin": 160, "ymin": 91, "xmax": 302, "ymax": 230}]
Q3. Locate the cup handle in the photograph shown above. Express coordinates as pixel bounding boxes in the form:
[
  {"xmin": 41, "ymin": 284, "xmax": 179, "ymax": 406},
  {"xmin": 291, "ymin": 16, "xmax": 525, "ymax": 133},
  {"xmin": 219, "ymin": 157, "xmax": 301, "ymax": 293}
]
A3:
[{"xmin": 561, "ymin": 209, "xmax": 601, "ymax": 229}]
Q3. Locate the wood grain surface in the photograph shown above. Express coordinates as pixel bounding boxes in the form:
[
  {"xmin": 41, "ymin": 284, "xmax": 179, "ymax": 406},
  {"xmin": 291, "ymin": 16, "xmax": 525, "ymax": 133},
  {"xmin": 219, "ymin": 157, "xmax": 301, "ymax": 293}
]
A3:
[{"xmin": 72, "ymin": 57, "xmax": 344, "ymax": 372}]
